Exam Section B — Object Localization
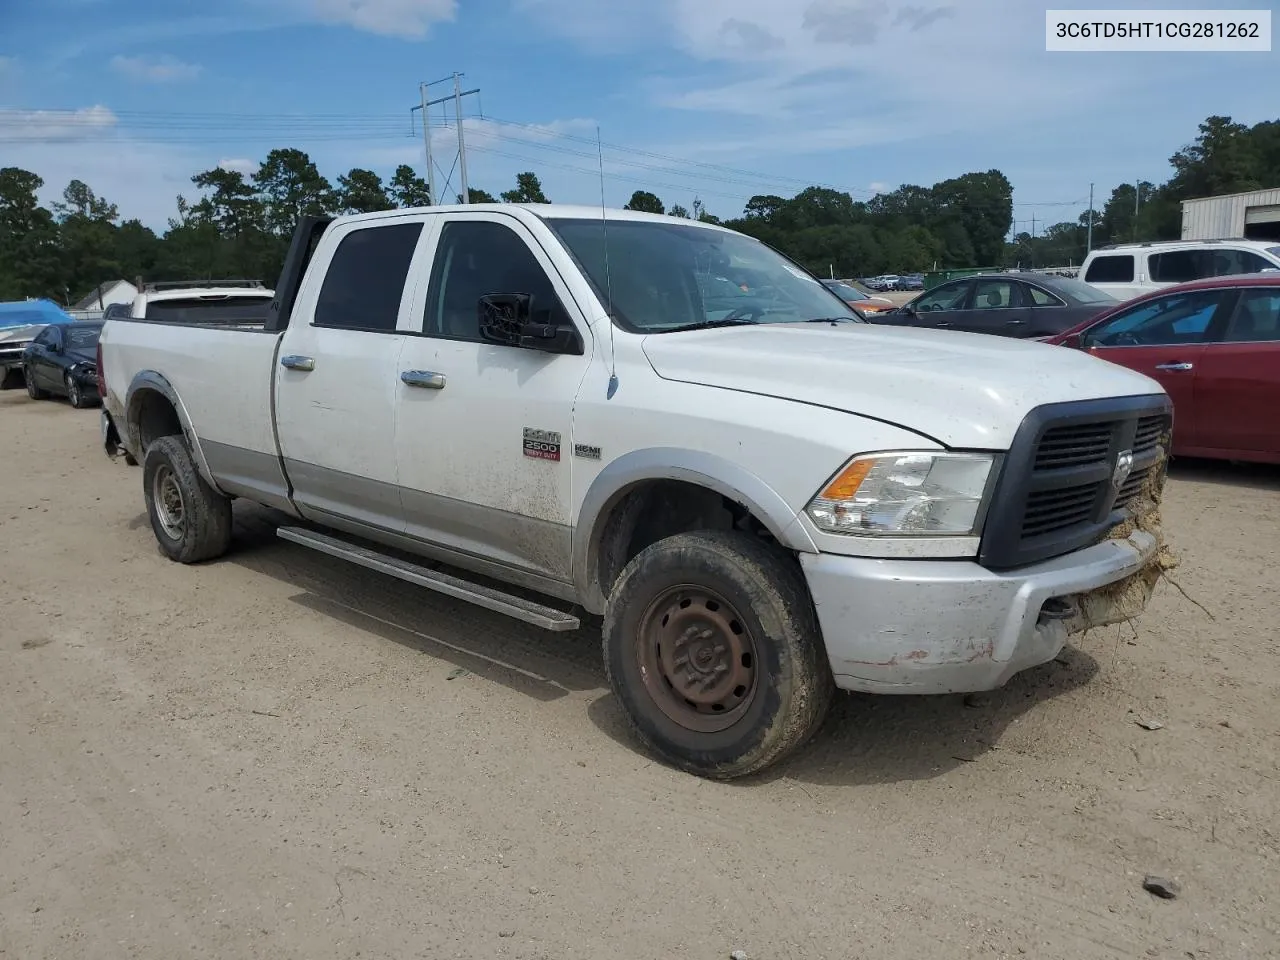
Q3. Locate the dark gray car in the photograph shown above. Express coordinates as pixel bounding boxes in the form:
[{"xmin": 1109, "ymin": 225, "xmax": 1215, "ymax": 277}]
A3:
[{"xmin": 872, "ymin": 273, "xmax": 1117, "ymax": 339}]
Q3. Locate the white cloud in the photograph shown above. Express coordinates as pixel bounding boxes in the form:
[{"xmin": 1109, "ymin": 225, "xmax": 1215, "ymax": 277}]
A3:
[
  {"xmin": 218, "ymin": 158, "xmax": 258, "ymax": 175},
  {"xmin": 110, "ymin": 54, "xmax": 203, "ymax": 82},
  {"xmin": 0, "ymin": 105, "xmax": 118, "ymax": 142},
  {"xmin": 302, "ymin": 0, "xmax": 457, "ymax": 37}
]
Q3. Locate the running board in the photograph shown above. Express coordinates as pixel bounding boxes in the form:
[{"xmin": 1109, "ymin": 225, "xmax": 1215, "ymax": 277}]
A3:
[{"xmin": 276, "ymin": 526, "xmax": 581, "ymax": 632}]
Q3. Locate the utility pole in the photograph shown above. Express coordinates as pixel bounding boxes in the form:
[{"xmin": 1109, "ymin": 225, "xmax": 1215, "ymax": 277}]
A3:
[
  {"xmin": 418, "ymin": 83, "xmax": 436, "ymax": 205},
  {"xmin": 1086, "ymin": 182, "xmax": 1094, "ymax": 253},
  {"xmin": 410, "ymin": 74, "xmax": 480, "ymax": 203},
  {"xmin": 1133, "ymin": 180, "xmax": 1141, "ymax": 240},
  {"xmin": 453, "ymin": 73, "xmax": 471, "ymax": 205},
  {"xmin": 1031, "ymin": 212, "xmax": 1036, "ymax": 239}
]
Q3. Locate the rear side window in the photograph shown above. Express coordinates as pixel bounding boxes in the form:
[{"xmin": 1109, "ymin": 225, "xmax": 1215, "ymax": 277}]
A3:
[
  {"xmin": 1224, "ymin": 290, "xmax": 1280, "ymax": 342},
  {"xmin": 1148, "ymin": 250, "xmax": 1205, "ymax": 284},
  {"xmin": 1026, "ymin": 285, "xmax": 1064, "ymax": 307},
  {"xmin": 314, "ymin": 222, "xmax": 423, "ymax": 331},
  {"xmin": 145, "ymin": 296, "xmax": 274, "ymax": 325},
  {"xmin": 1084, "ymin": 255, "xmax": 1134, "ymax": 284}
]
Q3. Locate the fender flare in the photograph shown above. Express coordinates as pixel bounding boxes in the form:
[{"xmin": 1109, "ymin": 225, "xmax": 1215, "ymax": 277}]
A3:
[
  {"xmin": 124, "ymin": 371, "xmax": 225, "ymax": 494},
  {"xmin": 571, "ymin": 447, "xmax": 819, "ymax": 614}
]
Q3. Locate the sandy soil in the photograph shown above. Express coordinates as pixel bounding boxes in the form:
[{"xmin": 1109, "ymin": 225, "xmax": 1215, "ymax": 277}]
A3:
[{"xmin": 1, "ymin": 390, "xmax": 1277, "ymax": 960}]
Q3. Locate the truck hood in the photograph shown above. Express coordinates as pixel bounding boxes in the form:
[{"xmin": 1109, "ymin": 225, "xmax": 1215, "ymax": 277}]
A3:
[{"xmin": 640, "ymin": 324, "xmax": 1164, "ymax": 449}]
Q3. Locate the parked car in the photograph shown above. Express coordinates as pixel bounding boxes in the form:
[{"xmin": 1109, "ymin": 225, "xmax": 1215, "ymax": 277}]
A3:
[
  {"xmin": 899, "ymin": 274, "xmax": 925, "ymax": 291},
  {"xmin": 820, "ymin": 279, "xmax": 897, "ymax": 317},
  {"xmin": 99, "ymin": 205, "xmax": 1170, "ymax": 780},
  {"xmin": 130, "ymin": 280, "xmax": 275, "ymax": 325},
  {"xmin": 0, "ymin": 298, "xmax": 74, "ymax": 390},
  {"xmin": 1079, "ymin": 238, "xmax": 1280, "ymax": 301},
  {"xmin": 22, "ymin": 321, "xmax": 103, "ymax": 407},
  {"xmin": 1047, "ymin": 274, "xmax": 1280, "ymax": 464},
  {"xmin": 871, "ymin": 273, "xmax": 1118, "ymax": 339}
]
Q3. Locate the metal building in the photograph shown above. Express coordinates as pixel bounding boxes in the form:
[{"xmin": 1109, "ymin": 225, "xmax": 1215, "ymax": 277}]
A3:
[{"xmin": 1181, "ymin": 187, "xmax": 1280, "ymax": 242}]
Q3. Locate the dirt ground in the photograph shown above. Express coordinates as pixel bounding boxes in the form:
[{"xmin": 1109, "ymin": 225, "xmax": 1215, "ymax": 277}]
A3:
[{"xmin": 1, "ymin": 390, "xmax": 1277, "ymax": 960}]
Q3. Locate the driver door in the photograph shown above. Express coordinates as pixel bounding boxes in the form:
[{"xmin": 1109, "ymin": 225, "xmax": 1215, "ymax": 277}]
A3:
[
  {"xmin": 903, "ymin": 279, "xmax": 973, "ymax": 330},
  {"xmin": 1081, "ymin": 288, "xmax": 1235, "ymax": 451}
]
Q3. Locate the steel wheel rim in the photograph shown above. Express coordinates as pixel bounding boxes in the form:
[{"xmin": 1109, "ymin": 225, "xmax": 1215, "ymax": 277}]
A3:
[
  {"xmin": 636, "ymin": 584, "xmax": 759, "ymax": 733},
  {"xmin": 152, "ymin": 465, "xmax": 185, "ymax": 540}
]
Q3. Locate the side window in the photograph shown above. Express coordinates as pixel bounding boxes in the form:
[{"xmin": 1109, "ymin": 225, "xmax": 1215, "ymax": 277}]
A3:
[
  {"xmin": 1083, "ymin": 290, "xmax": 1227, "ymax": 348},
  {"xmin": 1026, "ymin": 284, "xmax": 1063, "ymax": 307},
  {"xmin": 913, "ymin": 281, "xmax": 969, "ymax": 312},
  {"xmin": 1148, "ymin": 250, "xmax": 1207, "ymax": 283},
  {"xmin": 1223, "ymin": 290, "xmax": 1280, "ymax": 343},
  {"xmin": 424, "ymin": 220, "xmax": 572, "ymax": 340},
  {"xmin": 313, "ymin": 222, "xmax": 423, "ymax": 331},
  {"xmin": 973, "ymin": 279, "xmax": 1016, "ymax": 309},
  {"xmin": 33, "ymin": 328, "xmax": 54, "ymax": 346},
  {"xmin": 1084, "ymin": 255, "xmax": 1135, "ymax": 284},
  {"xmin": 1217, "ymin": 249, "xmax": 1274, "ymax": 276}
]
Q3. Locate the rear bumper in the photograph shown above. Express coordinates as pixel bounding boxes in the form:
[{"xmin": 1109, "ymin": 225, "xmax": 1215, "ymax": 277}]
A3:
[{"xmin": 802, "ymin": 531, "xmax": 1160, "ymax": 695}]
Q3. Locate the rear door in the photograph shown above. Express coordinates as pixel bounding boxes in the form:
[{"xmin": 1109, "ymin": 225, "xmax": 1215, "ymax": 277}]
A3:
[
  {"xmin": 1080, "ymin": 287, "xmax": 1237, "ymax": 451},
  {"xmin": 273, "ymin": 217, "xmax": 427, "ymax": 532},
  {"xmin": 1190, "ymin": 287, "xmax": 1280, "ymax": 459},
  {"xmin": 26, "ymin": 326, "xmax": 59, "ymax": 389}
]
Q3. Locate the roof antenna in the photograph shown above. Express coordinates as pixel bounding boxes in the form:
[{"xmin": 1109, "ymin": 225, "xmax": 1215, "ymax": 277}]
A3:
[{"xmin": 597, "ymin": 125, "xmax": 618, "ymax": 400}]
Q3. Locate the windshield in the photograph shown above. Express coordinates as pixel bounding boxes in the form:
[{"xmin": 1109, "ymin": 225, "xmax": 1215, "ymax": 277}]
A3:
[
  {"xmin": 64, "ymin": 325, "xmax": 102, "ymax": 350},
  {"xmin": 545, "ymin": 218, "xmax": 860, "ymax": 332},
  {"xmin": 1267, "ymin": 246, "xmax": 1280, "ymax": 261},
  {"xmin": 1049, "ymin": 278, "xmax": 1118, "ymax": 303},
  {"xmin": 145, "ymin": 296, "xmax": 273, "ymax": 325},
  {"xmin": 824, "ymin": 281, "xmax": 869, "ymax": 301}
]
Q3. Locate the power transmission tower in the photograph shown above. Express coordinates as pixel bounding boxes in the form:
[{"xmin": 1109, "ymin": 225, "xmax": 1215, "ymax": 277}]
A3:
[{"xmin": 410, "ymin": 73, "xmax": 481, "ymax": 204}]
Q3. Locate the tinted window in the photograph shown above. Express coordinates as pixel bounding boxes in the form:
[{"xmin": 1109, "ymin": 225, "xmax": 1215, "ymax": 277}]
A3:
[
  {"xmin": 1224, "ymin": 290, "xmax": 1280, "ymax": 342},
  {"xmin": 424, "ymin": 220, "xmax": 571, "ymax": 340},
  {"xmin": 1084, "ymin": 290, "xmax": 1226, "ymax": 348},
  {"xmin": 314, "ymin": 222, "xmax": 423, "ymax": 331},
  {"xmin": 33, "ymin": 327, "xmax": 56, "ymax": 346},
  {"xmin": 146, "ymin": 296, "xmax": 275, "ymax": 325},
  {"xmin": 913, "ymin": 281, "xmax": 969, "ymax": 312},
  {"xmin": 973, "ymin": 279, "xmax": 1016, "ymax": 309},
  {"xmin": 1084, "ymin": 255, "xmax": 1134, "ymax": 283},
  {"xmin": 1218, "ymin": 249, "xmax": 1274, "ymax": 275},
  {"xmin": 1149, "ymin": 250, "xmax": 1206, "ymax": 283}
]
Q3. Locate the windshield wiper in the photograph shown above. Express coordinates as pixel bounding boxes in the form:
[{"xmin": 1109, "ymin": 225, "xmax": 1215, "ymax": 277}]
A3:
[
  {"xmin": 799, "ymin": 317, "xmax": 861, "ymax": 324},
  {"xmin": 660, "ymin": 318, "xmax": 760, "ymax": 333}
]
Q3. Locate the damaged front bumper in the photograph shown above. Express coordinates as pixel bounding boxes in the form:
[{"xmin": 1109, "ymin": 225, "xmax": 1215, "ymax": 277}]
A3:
[{"xmin": 802, "ymin": 530, "xmax": 1162, "ymax": 695}]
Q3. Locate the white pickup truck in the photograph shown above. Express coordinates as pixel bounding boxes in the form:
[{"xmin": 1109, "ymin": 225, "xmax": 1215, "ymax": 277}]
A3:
[{"xmin": 98, "ymin": 205, "xmax": 1173, "ymax": 779}]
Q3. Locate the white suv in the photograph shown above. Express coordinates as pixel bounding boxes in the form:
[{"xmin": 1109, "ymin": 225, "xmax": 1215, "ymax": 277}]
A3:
[{"xmin": 1080, "ymin": 238, "xmax": 1280, "ymax": 301}]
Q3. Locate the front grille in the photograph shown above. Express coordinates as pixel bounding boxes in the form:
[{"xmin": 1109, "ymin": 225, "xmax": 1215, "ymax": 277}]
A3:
[{"xmin": 979, "ymin": 396, "xmax": 1172, "ymax": 570}]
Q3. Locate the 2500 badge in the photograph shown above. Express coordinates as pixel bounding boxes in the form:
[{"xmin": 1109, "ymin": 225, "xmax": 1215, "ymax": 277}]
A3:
[{"xmin": 523, "ymin": 427, "xmax": 561, "ymax": 461}]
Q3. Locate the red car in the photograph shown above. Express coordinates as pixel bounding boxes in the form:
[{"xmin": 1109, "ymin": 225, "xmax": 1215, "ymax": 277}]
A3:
[{"xmin": 1047, "ymin": 274, "xmax": 1280, "ymax": 464}]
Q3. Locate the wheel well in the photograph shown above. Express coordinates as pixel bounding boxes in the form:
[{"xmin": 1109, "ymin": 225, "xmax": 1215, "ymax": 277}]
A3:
[
  {"xmin": 131, "ymin": 389, "xmax": 184, "ymax": 454},
  {"xmin": 594, "ymin": 480, "xmax": 779, "ymax": 599}
]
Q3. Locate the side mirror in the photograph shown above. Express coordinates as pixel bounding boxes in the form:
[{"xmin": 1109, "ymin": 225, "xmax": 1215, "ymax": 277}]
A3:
[{"xmin": 478, "ymin": 294, "xmax": 583, "ymax": 355}]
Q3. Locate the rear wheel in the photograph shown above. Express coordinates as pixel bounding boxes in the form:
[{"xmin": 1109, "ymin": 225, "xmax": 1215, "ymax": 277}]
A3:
[
  {"xmin": 603, "ymin": 530, "xmax": 834, "ymax": 779},
  {"xmin": 25, "ymin": 366, "xmax": 47, "ymax": 400},
  {"xmin": 142, "ymin": 435, "xmax": 233, "ymax": 563}
]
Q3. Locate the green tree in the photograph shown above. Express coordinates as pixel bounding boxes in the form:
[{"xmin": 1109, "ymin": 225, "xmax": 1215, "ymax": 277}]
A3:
[
  {"xmin": 389, "ymin": 164, "xmax": 431, "ymax": 207},
  {"xmin": 53, "ymin": 179, "xmax": 121, "ymax": 302},
  {"xmin": 623, "ymin": 190, "xmax": 664, "ymax": 214},
  {"xmin": 0, "ymin": 167, "xmax": 63, "ymax": 300},
  {"xmin": 253, "ymin": 148, "xmax": 335, "ymax": 237},
  {"xmin": 668, "ymin": 203, "xmax": 690, "ymax": 218},
  {"xmin": 457, "ymin": 187, "xmax": 497, "ymax": 203},
  {"xmin": 337, "ymin": 168, "xmax": 392, "ymax": 213},
  {"xmin": 501, "ymin": 172, "xmax": 549, "ymax": 204}
]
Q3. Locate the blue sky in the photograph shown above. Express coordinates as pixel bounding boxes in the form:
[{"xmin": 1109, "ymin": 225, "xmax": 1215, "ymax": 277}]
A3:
[{"xmin": 1, "ymin": 0, "xmax": 1277, "ymax": 231}]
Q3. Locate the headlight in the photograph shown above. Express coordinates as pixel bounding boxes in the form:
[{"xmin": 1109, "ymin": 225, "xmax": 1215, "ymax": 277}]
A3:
[{"xmin": 806, "ymin": 452, "xmax": 998, "ymax": 536}]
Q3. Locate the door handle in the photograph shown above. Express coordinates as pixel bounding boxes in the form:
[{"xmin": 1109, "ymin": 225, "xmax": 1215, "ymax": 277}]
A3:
[
  {"xmin": 1006, "ymin": 317, "xmax": 1026, "ymax": 324},
  {"xmin": 401, "ymin": 370, "xmax": 446, "ymax": 389},
  {"xmin": 1154, "ymin": 362, "xmax": 1193, "ymax": 371},
  {"xmin": 280, "ymin": 355, "xmax": 315, "ymax": 371}
]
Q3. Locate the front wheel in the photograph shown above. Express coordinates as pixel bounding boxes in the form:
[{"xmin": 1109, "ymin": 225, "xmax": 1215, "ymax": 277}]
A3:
[
  {"xmin": 65, "ymin": 374, "xmax": 93, "ymax": 408},
  {"xmin": 603, "ymin": 530, "xmax": 834, "ymax": 779},
  {"xmin": 142, "ymin": 435, "xmax": 233, "ymax": 563}
]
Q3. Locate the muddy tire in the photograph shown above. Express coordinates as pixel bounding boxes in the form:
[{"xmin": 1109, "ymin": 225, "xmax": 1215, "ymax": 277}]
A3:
[
  {"xmin": 142, "ymin": 435, "xmax": 232, "ymax": 563},
  {"xmin": 25, "ymin": 366, "xmax": 48, "ymax": 400},
  {"xmin": 66, "ymin": 374, "xmax": 93, "ymax": 408},
  {"xmin": 603, "ymin": 530, "xmax": 834, "ymax": 779}
]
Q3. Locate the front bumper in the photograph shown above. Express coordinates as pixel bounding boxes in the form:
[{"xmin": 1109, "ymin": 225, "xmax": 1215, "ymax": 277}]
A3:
[{"xmin": 802, "ymin": 531, "xmax": 1160, "ymax": 695}]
